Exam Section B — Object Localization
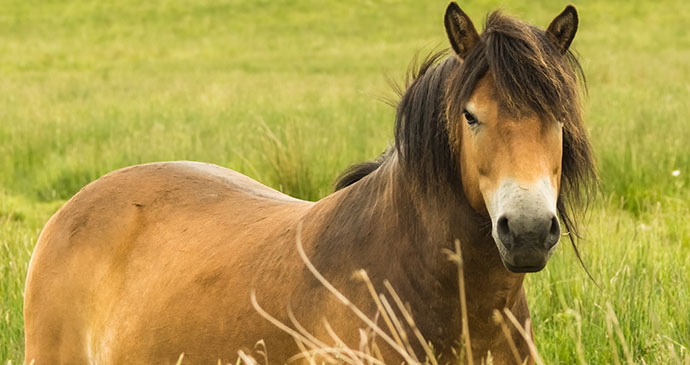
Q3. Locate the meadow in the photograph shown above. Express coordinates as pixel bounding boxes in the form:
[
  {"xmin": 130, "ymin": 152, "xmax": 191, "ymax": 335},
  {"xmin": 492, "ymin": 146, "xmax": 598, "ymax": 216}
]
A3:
[{"xmin": 1, "ymin": 0, "xmax": 689, "ymax": 363}]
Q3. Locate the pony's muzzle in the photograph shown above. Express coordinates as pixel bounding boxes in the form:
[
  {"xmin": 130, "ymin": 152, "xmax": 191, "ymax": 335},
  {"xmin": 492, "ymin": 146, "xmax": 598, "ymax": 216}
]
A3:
[
  {"xmin": 495, "ymin": 211, "xmax": 560, "ymax": 272},
  {"xmin": 487, "ymin": 178, "xmax": 561, "ymax": 272}
]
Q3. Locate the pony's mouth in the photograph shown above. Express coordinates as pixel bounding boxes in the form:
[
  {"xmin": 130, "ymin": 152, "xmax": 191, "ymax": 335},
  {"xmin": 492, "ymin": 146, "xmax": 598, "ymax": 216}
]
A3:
[
  {"xmin": 493, "ymin": 238, "xmax": 553, "ymax": 273},
  {"xmin": 502, "ymin": 260, "xmax": 547, "ymax": 273},
  {"xmin": 493, "ymin": 231, "xmax": 558, "ymax": 273}
]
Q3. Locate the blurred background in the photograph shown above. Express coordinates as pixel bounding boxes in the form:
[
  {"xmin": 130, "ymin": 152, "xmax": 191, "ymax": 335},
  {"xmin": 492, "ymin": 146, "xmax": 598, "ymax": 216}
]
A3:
[{"xmin": 1, "ymin": 0, "xmax": 688, "ymax": 363}]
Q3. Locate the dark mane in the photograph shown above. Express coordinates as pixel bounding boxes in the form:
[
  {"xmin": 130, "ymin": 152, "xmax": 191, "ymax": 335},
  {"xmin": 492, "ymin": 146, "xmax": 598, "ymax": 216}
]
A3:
[
  {"xmin": 335, "ymin": 10, "xmax": 596, "ymax": 243},
  {"xmin": 334, "ymin": 148, "xmax": 394, "ymax": 191}
]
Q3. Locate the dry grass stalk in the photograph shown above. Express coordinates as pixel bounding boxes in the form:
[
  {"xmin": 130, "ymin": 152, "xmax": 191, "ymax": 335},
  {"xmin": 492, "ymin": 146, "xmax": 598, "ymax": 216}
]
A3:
[
  {"xmin": 444, "ymin": 239, "xmax": 474, "ymax": 365},
  {"xmin": 368, "ymin": 331, "xmax": 386, "ymax": 364},
  {"xmin": 321, "ymin": 318, "xmax": 366, "ymax": 364},
  {"xmin": 492, "ymin": 310, "xmax": 523, "ymax": 364},
  {"xmin": 357, "ymin": 270, "xmax": 407, "ymax": 354},
  {"xmin": 322, "ymin": 319, "xmax": 387, "ymax": 365},
  {"xmin": 237, "ymin": 350, "xmax": 258, "ymax": 365},
  {"xmin": 293, "ymin": 224, "xmax": 420, "ymax": 364},
  {"xmin": 251, "ymin": 290, "xmax": 336, "ymax": 364},
  {"xmin": 383, "ymin": 280, "xmax": 439, "ymax": 365},
  {"xmin": 502, "ymin": 309, "xmax": 544, "ymax": 365},
  {"xmin": 255, "ymin": 340, "xmax": 270, "ymax": 365},
  {"xmin": 378, "ymin": 294, "xmax": 419, "ymax": 362},
  {"xmin": 286, "ymin": 310, "xmax": 325, "ymax": 365},
  {"xmin": 287, "ymin": 308, "xmax": 332, "ymax": 354},
  {"xmin": 286, "ymin": 347, "xmax": 378, "ymax": 365}
]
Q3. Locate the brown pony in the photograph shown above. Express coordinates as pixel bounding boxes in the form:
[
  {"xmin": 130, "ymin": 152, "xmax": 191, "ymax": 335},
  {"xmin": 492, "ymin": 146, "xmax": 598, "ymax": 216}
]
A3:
[{"xmin": 24, "ymin": 3, "xmax": 595, "ymax": 364}]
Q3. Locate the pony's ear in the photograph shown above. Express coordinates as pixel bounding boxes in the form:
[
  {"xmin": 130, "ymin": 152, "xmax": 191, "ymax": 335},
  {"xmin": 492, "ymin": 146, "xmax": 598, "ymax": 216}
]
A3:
[
  {"xmin": 547, "ymin": 5, "xmax": 578, "ymax": 53},
  {"xmin": 444, "ymin": 2, "xmax": 480, "ymax": 59}
]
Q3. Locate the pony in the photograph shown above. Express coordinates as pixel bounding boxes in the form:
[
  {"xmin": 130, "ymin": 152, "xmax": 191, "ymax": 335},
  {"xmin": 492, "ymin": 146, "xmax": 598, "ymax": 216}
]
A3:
[{"xmin": 24, "ymin": 2, "xmax": 595, "ymax": 364}]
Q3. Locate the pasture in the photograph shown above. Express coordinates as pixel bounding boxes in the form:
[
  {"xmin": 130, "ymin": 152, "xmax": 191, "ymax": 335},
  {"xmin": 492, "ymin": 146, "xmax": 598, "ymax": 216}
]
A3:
[{"xmin": 1, "ymin": 0, "xmax": 688, "ymax": 363}]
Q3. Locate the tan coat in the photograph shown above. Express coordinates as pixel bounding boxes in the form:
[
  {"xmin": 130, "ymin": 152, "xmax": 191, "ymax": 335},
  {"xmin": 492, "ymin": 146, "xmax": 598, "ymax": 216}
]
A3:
[{"xmin": 24, "ymin": 161, "xmax": 531, "ymax": 364}]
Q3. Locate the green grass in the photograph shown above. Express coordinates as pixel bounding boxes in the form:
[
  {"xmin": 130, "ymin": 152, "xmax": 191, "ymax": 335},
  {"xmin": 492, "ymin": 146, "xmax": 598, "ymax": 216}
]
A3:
[{"xmin": 1, "ymin": 0, "xmax": 688, "ymax": 363}]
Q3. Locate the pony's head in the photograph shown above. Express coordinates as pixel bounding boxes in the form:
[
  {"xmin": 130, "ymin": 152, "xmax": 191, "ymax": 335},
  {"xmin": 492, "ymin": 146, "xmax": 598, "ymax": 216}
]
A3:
[{"xmin": 443, "ymin": 3, "xmax": 593, "ymax": 272}]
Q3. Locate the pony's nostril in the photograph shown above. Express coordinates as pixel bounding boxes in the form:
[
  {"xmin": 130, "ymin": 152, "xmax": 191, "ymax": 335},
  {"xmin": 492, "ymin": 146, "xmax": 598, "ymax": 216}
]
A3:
[
  {"xmin": 496, "ymin": 215, "xmax": 514, "ymax": 248},
  {"xmin": 546, "ymin": 215, "xmax": 561, "ymax": 248},
  {"xmin": 497, "ymin": 216, "xmax": 510, "ymax": 235}
]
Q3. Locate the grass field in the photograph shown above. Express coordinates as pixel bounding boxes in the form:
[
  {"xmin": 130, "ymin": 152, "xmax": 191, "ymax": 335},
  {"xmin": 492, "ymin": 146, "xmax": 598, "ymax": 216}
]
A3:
[{"xmin": 1, "ymin": 0, "xmax": 689, "ymax": 363}]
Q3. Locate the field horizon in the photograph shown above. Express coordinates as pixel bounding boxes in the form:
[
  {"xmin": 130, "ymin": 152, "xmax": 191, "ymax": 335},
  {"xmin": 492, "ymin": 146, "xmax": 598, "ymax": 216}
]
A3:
[{"xmin": 1, "ymin": 0, "xmax": 689, "ymax": 363}]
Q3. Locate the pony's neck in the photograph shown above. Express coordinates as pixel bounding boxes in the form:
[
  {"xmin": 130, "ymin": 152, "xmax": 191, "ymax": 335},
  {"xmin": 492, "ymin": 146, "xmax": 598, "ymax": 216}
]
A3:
[
  {"xmin": 381, "ymin": 153, "xmax": 526, "ymax": 305},
  {"xmin": 311, "ymin": 152, "xmax": 526, "ymax": 356}
]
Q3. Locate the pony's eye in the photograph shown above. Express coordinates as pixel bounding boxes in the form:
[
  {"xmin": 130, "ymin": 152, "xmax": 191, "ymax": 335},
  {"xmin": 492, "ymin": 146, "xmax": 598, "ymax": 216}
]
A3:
[{"xmin": 463, "ymin": 109, "xmax": 478, "ymax": 125}]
